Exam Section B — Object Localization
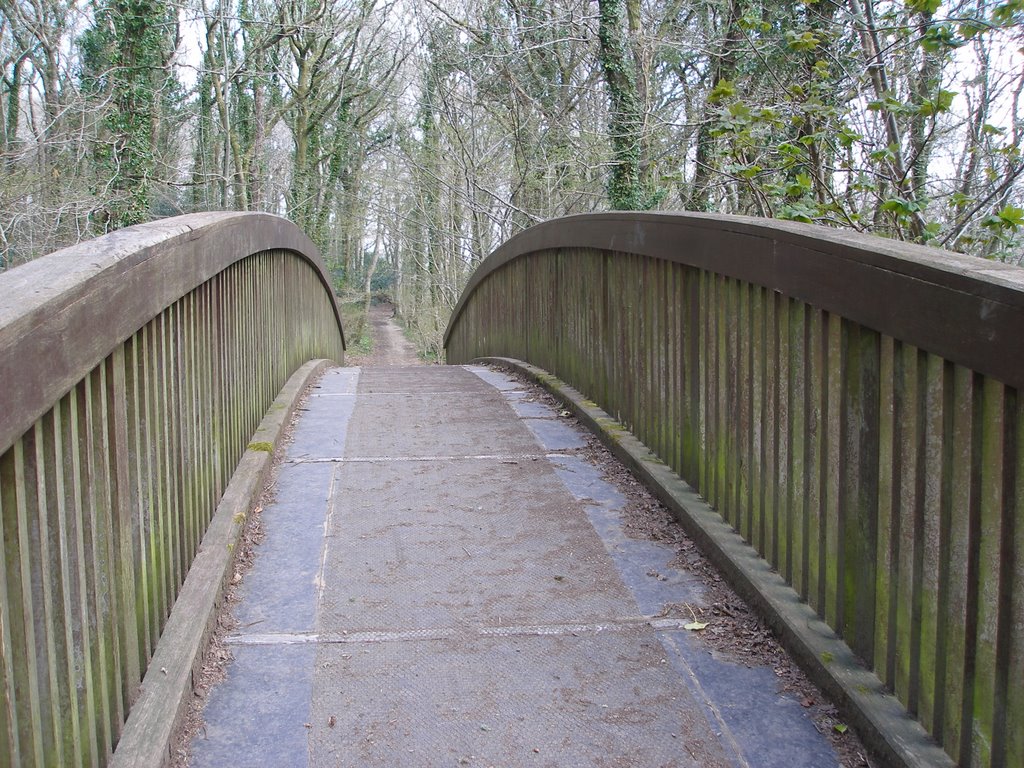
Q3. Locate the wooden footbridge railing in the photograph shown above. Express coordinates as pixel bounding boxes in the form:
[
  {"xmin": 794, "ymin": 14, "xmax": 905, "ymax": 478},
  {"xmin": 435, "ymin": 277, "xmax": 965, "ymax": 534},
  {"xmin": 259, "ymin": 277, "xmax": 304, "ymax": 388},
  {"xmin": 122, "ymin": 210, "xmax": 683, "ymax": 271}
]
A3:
[
  {"xmin": 3, "ymin": 209, "xmax": 1021, "ymax": 768},
  {"xmin": 445, "ymin": 212, "xmax": 1024, "ymax": 768},
  {"xmin": 0, "ymin": 213, "xmax": 345, "ymax": 767}
]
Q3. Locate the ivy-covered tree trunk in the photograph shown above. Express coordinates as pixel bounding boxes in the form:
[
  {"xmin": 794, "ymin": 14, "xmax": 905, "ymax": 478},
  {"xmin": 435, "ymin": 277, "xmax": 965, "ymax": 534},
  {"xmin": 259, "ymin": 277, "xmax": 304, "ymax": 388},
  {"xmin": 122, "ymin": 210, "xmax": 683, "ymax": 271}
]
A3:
[
  {"xmin": 2, "ymin": 53, "xmax": 22, "ymax": 163},
  {"xmin": 596, "ymin": 0, "xmax": 648, "ymax": 210},
  {"xmin": 81, "ymin": 0, "xmax": 178, "ymax": 230}
]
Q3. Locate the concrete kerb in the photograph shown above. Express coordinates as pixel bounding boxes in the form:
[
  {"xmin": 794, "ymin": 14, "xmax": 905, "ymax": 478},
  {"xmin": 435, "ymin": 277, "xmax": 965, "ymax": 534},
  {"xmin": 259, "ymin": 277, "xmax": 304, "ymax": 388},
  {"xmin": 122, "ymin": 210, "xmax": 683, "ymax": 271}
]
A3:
[
  {"xmin": 109, "ymin": 359, "xmax": 335, "ymax": 768},
  {"xmin": 473, "ymin": 356, "xmax": 953, "ymax": 768}
]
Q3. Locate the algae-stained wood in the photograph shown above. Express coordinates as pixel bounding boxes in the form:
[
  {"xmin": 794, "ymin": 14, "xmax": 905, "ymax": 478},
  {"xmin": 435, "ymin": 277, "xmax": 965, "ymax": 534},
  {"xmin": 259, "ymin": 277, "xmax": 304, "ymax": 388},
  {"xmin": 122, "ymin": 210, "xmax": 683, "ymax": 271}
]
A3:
[
  {"xmin": 787, "ymin": 300, "xmax": 807, "ymax": 593},
  {"xmin": 1009, "ymin": 402, "xmax": 1024, "ymax": 768},
  {"xmin": 805, "ymin": 308, "xmax": 825, "ymax": 615},
  {"xmin": 697, "ymin": 269, "xmax": 712, "ymax": 504},
  {"xmin": 822, "ymin": 314, "xmax": 842, "ymax": 631},
  {"xmin": 940, "ymin": 365, "xmax": 976, "ymax": 763},
  {"xmin": 917, "ymin": 353, "xmax": 948, "ymax": 736},
  {"xmin": 37, "ymin": 408, "xmax": 77, "ymax": 767},
  {"xmin": 658, "ymin": 259, "xmax": 674, "ymax": 467},
  {"xmin": 971, "ymin": 379, "xmax": 1008, "ymax": 768},
  {"xmin": 0, "ymin": 475, "xmax": 21, "ymax": 766},
  {"xmin": 681, "ymin": 266, "xmax": 701, "ymax": 488},
  {"xmin": 749, "ymin": 286, "xmax": 766, "ymax": 555},
  {"xmin": 736, "ymin": 282, "xmax": 753, "ymax": 544},
  {"xmin": 874, "ymin": 335, "xmax": 898, "ymax": 685},
  {"xmin": 893, "ymin": 342, "xmax": 922, "ymax": 713},
  {"xmin": 775, "ymin": 293, "xmax": 792, "ymax": 573},
  {"xmin": 839, "ymin": 323, "xmax": 880, "ymax": 662},
  {"xmin": 764, "ymin": 293, "xmax": 783, "ymax": 577}
]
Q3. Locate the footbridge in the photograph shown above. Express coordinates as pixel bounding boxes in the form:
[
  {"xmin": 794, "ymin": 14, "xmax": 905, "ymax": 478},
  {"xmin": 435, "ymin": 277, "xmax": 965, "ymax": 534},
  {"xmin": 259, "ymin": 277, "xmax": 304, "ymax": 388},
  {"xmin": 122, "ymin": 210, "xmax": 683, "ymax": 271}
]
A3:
[{"xmin": 0, "ymin": 212, "xmax": 1020, "ymax": 768}]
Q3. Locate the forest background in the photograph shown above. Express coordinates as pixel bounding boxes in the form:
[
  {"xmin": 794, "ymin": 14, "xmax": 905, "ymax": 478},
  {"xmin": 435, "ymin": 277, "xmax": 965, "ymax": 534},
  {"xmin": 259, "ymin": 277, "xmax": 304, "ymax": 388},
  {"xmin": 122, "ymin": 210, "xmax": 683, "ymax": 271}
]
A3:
[{"xmin": 2, "ymin": 0, "xmax": 1022, "ymax": 358}]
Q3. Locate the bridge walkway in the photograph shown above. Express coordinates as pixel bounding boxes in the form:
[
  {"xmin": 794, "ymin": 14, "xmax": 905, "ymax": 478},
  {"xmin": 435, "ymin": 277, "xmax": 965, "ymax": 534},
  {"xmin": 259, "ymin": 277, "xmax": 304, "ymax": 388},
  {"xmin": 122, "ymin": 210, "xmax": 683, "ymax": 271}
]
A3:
[{"xmin": 186, "ymin": 363, "xmax": 842, "ymax": 768}]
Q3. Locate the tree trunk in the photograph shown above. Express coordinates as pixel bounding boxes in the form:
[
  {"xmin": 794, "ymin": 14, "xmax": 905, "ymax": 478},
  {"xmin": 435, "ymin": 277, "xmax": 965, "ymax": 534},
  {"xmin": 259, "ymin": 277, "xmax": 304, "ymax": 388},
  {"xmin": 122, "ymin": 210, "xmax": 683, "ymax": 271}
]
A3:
[
  {"xmin": 597, "ymin": 0, "xmax": 647, "ymax": 210},
  {"xmin": 685, "ymin": 0, "xmax": 743, "ymax": 212}
]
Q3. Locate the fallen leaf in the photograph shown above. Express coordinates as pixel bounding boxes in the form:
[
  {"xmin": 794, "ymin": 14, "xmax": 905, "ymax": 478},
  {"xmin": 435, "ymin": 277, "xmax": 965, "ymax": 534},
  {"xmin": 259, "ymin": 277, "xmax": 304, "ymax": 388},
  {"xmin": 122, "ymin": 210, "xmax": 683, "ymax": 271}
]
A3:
[
  {"xmin": 684, "ymin": 621, "xmax": 708, "ymax": 631},
  {"xmin": 834, "ymin": 723, "xmax": 848, "ymax": 734}
]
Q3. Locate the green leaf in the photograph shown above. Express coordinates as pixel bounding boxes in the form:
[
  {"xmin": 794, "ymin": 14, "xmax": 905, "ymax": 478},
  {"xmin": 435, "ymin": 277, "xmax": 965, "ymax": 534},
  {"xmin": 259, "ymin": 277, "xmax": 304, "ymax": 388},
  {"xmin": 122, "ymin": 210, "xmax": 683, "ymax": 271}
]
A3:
[
  {"xmin": 785, "ymin": 30, "xmax": 821, "ymax": 52},
  {"xmin": 993, "ymin": 1, "xmax": 1024, "ymax": 26},
  {"xmin": 834, "ymin": 723, "xmax": 848, "ymax": 734},
  {"xmin": 684, "ymin": 621, "xmax": 709, "ymax": 631},
  {"xmin": 982, "ymin": 123, "xmax": 1006, "ymax": 136},
  {"xmin": 958, "ymin": 19, "xmax": 988, "ymax": 39},
  {"xmin": 907, "ymin": 0, "xmax": 941, "ymax": 13},
  {"xmin": 949, "ymin": 191, "xmax": 973, "ymax": 208},
  {"xmin": 881, "ymin": 197, "xmax": 921, "ymax": 216},
  {"xmin": 919, "ymin": 89, "xmax": 957, "ymax": 116},
  {"xmin": 837, "ymin": 128, "xmax": 862, "ymax": 148},
  {"xmin": 921, "ymin": 24, "xmax": 964, "ymax": 52},
  {"xmin": 779, "ymin": 204, "xmax": 815, "ymax": 223},
  {"xmin": 708, "ymin": 79, "xmax": 736, "ymax": 103},
  {"xmin": 867, "ymin": 92, "xmax": 909, "ymax": 114},
  {"xmin": 727, "ymin": 102, "xmax": 752, "ymax": 120},
  {"xmin": 868, "ymin": 146, "xmax": 895, "ymax": 163},
  {"xmin": 777, "ymin": 141, "xmax": 803, "ymax": 159},
  {"xmin": 983, "ymin": 205, "xmax": 1024, "ymax": 230}
]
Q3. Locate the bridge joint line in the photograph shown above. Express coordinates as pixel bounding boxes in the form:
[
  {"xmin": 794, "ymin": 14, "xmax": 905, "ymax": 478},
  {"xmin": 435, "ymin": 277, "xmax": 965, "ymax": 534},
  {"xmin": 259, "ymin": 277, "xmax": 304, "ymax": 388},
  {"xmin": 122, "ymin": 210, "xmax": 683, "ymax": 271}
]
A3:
[
  {"xmin": 331, "ymin": 391, "xmax": 521, "ymax": 397},
  {"xmin": 284, "ymin": 453, "xmax": 550, "ymax": 465},
  {"xmin": 224, "ymin": 616, "xmax": 695, "ymax": 647}
]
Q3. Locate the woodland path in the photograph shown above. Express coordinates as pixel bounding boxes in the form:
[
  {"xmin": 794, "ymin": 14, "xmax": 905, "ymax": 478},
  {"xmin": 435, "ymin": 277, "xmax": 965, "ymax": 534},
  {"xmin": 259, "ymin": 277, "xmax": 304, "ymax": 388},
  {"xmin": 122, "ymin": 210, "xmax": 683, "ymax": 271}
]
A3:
[
  {"xmin": 183, "ymin": 363, "xmax": 850, "ymax": 768},
  {"xmin": 345, "ymin": 302, "xmax": 422, "ymax": 367}
]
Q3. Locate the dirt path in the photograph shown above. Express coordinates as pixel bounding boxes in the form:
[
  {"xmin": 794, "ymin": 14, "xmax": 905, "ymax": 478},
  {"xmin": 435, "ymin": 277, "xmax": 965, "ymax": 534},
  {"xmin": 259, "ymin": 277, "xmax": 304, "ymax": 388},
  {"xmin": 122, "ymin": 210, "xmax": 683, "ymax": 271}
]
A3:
[{"xmin": 345, "ymin": 302, "xmax": 422, "ymax": 366}]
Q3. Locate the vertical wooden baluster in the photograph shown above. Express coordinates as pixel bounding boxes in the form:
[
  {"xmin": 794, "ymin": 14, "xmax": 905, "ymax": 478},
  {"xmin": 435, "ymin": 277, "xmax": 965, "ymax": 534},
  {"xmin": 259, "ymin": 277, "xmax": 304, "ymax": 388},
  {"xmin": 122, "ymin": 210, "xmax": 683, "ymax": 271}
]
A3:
[
  {"xmin": 0, "ymin": 447, "xmax": 26, "ymax": 767},
  {"xmin": 823, "ymin": 313, "xmax": 842, "ymax": 629},
  {"xmin": 875, "ymin": 335, "xmax": 897, "ymax": 678},
  {"xmin": 806, "ymin": 309, "xmax": 825, "ymax": 616}
]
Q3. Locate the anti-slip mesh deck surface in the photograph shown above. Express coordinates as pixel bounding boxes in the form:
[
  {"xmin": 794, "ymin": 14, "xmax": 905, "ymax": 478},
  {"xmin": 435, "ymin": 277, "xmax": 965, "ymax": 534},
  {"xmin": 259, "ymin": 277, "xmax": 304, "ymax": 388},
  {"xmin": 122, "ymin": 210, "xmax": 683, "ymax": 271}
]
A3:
[
  {"xmin": 318, "ymin": 458, "xmax": 632, "ymax": 631},
  {"xmin": 190, "ymin": 365, "xmax": 839, "ymax": 768},
  {"xmin": 311, "ymin": 366, "xmax": 725, "ymax": 766},
  {"xmin": 341, "ymin": 368, "xmax": 540, "ymax": 458},
  {"xmin": 309, "ymin": 632, "xmax": 726, "ymax": 768}
]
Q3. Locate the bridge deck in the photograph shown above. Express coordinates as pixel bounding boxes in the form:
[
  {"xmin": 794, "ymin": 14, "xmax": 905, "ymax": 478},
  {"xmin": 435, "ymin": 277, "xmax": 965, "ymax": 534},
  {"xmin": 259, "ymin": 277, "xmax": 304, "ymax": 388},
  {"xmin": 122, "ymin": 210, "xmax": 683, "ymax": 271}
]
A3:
[{"xmin": 186, "ymin": 365, "xmax": 841, "ymax": 768}]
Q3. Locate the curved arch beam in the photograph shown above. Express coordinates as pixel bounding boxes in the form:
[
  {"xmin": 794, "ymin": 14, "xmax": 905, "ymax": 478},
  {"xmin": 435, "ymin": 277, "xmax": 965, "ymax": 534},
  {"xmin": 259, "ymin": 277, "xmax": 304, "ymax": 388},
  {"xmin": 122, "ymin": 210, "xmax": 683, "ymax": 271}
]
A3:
[{"xmin": 446, "ymin": 212, "xmax": 1024, "ymax": 390}]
